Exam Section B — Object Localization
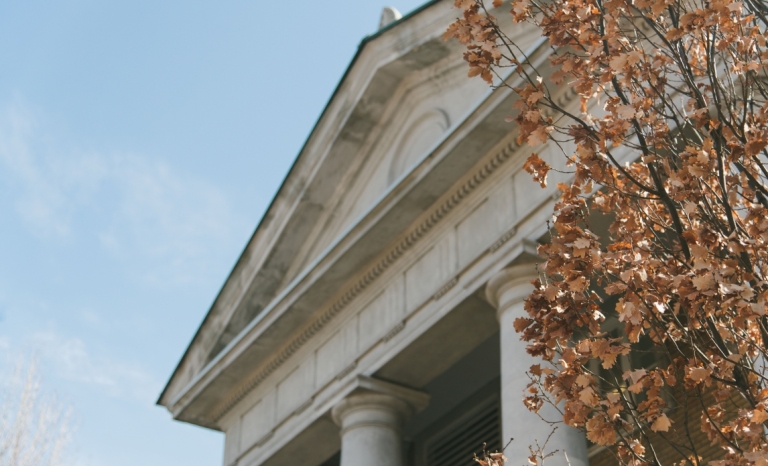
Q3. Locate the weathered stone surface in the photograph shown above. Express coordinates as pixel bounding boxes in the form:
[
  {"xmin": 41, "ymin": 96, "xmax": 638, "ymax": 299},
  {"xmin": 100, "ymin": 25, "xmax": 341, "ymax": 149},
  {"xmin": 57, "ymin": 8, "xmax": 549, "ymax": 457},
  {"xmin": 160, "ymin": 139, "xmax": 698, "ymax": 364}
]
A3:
[
  {"xmin": 159, "ymin": 3, "xmax": 588, "ymax": 466},
  {"xmin": 405, "ymin": 232, "xmax": 456, "ymax": 312}
]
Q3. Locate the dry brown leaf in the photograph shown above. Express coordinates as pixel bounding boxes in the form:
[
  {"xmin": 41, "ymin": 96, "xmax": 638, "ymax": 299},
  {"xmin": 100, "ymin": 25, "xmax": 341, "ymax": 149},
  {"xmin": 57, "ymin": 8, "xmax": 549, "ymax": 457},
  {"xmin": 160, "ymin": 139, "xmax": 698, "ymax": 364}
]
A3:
[{"xmin": 651, "ymin": 413, "xmax": 671, "ymax": 432}]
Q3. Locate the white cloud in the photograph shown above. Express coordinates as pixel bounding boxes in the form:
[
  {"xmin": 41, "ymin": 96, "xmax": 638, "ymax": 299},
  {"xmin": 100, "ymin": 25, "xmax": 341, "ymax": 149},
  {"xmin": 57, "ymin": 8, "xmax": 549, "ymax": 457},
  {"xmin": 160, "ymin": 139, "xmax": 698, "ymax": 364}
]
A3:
[
  {"xmin": 0, "ymin": 103, "xmax": 75, "ymax": 236},
  {"xmin": 0, "ymin": 100, "xmax": 245, "ymax": 285},
  {"xmin": 4, "ymin": 330, "xmax": 161, "ymax": 405}
]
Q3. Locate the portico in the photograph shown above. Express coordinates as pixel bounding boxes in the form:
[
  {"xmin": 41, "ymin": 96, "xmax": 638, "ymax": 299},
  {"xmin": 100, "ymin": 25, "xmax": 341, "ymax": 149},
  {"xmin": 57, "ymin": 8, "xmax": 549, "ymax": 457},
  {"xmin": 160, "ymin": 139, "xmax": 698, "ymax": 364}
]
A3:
[{"xmin": 157, "ymin": 2, "xmax": 590, "ymax": 466}]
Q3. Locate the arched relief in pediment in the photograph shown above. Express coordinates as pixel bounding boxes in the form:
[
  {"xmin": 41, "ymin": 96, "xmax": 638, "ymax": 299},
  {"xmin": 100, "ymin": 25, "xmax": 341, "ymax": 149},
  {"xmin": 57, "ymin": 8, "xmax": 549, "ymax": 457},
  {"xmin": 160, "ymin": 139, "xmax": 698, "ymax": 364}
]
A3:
[
  {"xmin": 277, "ymin": 63, "xmax": 487, "ymax": 292},
  {"xmin": 387, "ymin": 108, "xmax": 451, "ymax": 186},
  {"xmin": 300, "ymin": 103, "xmax": 455, "ymax": 268}
]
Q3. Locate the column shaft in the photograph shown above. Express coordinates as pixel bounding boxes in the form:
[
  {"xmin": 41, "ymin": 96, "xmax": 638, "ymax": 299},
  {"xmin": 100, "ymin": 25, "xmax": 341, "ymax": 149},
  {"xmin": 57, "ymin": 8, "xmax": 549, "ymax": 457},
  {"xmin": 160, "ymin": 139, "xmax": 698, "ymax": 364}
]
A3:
[{"xmin": 488, "ymin": 265, "xmax": 589, "ymax": 466}]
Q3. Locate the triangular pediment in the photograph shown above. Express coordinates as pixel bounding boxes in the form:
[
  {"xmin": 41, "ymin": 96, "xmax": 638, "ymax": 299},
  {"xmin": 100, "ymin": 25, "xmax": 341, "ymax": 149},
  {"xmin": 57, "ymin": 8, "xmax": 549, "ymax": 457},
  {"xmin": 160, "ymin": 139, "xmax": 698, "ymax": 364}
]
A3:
[
  {"xmin": 286, "ymin": 21, "xmax": 544, "ymax": 281},
  {"xmin": 158, "ymin": 0, "xmax": 546, "ymax": 421}
]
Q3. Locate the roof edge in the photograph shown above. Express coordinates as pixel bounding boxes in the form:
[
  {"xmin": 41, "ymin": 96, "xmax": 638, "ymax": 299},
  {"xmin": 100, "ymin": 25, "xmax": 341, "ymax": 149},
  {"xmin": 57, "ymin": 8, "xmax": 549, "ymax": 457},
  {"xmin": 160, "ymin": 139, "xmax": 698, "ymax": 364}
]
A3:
[{"xmin": 157, "ymin": 0, "xmax": 444, "ymax": 409}]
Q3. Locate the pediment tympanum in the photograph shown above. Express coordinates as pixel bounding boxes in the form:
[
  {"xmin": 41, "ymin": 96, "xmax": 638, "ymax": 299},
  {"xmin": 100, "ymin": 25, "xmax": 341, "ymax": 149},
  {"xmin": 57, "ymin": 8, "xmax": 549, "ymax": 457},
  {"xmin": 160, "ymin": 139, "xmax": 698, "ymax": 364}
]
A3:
[{"xmin": 285, "ymin": 65, "xmax": 488, "ymax": 285}]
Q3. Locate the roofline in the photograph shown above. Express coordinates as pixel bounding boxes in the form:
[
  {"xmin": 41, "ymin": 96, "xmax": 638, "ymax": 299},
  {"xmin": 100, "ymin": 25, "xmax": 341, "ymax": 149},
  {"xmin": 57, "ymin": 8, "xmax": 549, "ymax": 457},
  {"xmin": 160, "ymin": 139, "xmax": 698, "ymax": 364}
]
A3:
[{"xmin": 157, "ymin": 0, "xmax": 443, "ymax": 407}]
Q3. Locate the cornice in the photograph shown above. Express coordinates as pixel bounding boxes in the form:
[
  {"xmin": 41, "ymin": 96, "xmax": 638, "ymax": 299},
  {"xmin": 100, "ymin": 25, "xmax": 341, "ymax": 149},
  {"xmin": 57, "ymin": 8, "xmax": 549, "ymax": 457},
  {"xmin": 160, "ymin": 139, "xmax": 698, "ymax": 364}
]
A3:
[
  {"xmin": 207, "ymin": 135, "xmax": 523, "ymax": 423},
  {"xmin": 205, "ymin": 59, "xmax": 582, "ymax": 427}
]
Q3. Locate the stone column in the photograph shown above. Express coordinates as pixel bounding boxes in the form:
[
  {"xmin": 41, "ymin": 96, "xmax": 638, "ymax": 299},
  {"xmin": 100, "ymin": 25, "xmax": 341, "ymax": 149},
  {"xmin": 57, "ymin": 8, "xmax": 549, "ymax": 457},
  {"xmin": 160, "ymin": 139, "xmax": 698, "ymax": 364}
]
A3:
[
  {"xmin": 486, "ymin": 264, "xmax": 589, "ymax": 466},
  {"xmin": 332, "ymin": 393, "xmax": 412, "ymax": 466}
]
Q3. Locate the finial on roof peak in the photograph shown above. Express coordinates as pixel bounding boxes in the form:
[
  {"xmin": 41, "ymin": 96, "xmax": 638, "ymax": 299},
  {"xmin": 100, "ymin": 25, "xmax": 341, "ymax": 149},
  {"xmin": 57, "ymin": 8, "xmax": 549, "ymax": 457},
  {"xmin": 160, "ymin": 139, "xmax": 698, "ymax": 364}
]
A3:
[{"xmin": 379, "ymin": 6, "xmax": 402, "ymax": 29}]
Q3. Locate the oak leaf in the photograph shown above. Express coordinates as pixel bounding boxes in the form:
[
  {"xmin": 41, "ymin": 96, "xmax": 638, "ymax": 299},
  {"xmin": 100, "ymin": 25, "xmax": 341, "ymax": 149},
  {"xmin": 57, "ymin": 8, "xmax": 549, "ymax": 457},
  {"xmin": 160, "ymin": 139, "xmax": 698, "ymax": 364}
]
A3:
[
  {"xmin": 586, "ymin": 415, "xmax": 617, "ymax": 445},
  {"xmin": 651, "ymin": 0, "xmax": 668, "ymax": 15},
  {"xmin": 692, "ymin": 273, "xmax": 715, "ymax": 291},
  {"xmin": 514, "ymin": 317, "xmax": 533, "ymax": 332},
  {"xmin": 575, "ymin": 374, "xmax": 591, "ymax": 387},
  {"xmin": 751, "ymin": 408, "xmax": 768, "ymax": 424},
  {"xmin": 527, "ymin": 126, "xmax": 553, "ymax": 146},
  {"xmin": 651, "ymin": 413, "xmax": 671, "ymax": 432},
  {"xmin": 579, "ymin": 386, "xmax": 596, "ymax": 405},
  {"xmin": 616, "ymin": 105, "xmax": 637, "ymax": 119},
  {"xmin": 523, "ymin": 152, "xmax": 550, "ymax": 186},
  {"xmin": 511, "ymin": 0, "xmax": 530, "ymax": 17},
  {"xmin": 688, "ymin": 367, "xmax": 711, "ymax": 382},
  {"xmin": 567, "ymin": 276, "xmax": 588, "ymax": 292},
  {"xmin": 527, "ymin": 91, "xmax": 545, "ymax": 104}
]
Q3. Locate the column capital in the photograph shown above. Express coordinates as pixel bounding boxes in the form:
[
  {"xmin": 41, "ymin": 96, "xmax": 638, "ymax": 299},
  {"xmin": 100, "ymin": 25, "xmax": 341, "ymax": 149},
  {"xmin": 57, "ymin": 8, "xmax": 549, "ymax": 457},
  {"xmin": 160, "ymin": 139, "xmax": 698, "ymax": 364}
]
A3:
[
  {"xmin": 332, "ymin": 381, "xmax": 425, "ymax": 466},
  {"xmin": 331, "ymin": 376, "xmax": 429, "ymax": 433},
  {"xmin": 332, "ymin": 393, "xmax": 411, "ymax": 434},
  {"xmin": 485, "ymin": 263, "xmax": 540, "ymax": 311}
]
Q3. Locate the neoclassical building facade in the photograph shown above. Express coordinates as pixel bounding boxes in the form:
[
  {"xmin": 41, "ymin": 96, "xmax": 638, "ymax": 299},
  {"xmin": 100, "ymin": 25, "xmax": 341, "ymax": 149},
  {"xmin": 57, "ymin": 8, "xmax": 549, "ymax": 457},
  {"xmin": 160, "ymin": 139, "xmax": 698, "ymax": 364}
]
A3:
[{"xmin": 158, "ymin": 2, "xmax": 590, "ymax": 465}]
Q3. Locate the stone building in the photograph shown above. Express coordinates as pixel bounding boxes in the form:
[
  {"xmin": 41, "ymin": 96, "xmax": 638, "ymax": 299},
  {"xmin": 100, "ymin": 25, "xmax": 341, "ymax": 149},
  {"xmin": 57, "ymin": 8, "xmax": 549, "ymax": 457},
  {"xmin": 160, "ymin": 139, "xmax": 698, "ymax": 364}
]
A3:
[{"xmin": 157, "ymin": 2, "xmax": 591, "ymax": 465}]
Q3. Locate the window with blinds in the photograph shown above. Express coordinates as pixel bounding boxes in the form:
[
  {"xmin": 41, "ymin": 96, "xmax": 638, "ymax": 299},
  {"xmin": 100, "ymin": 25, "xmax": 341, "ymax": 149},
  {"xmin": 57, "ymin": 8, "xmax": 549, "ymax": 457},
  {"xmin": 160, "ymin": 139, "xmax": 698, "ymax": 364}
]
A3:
[{"xmin": 423, "ymin": 398, "xmax": 502, "ymax": 466}]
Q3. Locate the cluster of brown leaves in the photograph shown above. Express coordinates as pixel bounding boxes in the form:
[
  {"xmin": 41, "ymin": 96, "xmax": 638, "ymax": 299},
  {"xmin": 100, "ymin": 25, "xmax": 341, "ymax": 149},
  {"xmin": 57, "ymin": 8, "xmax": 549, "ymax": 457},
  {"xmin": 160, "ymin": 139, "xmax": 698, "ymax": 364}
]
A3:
[
  {"xmin": 446, "ymin": 0, "xmax": 768, "ymax": 464},
  {"xmin": 475, "ymin": 451, "xmax": 507, "ymax": 466},
  {"xmin": 444, "ymin": 0, "xmax": 506, "ymax": 83}
]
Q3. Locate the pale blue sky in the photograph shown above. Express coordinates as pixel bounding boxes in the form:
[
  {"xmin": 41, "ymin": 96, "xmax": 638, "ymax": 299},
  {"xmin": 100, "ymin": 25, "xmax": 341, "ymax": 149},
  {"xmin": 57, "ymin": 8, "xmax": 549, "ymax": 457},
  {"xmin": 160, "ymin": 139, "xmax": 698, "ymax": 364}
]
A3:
[{"xmin": 0, "ymin": 1, "xmax": 427, "ymax": 465}]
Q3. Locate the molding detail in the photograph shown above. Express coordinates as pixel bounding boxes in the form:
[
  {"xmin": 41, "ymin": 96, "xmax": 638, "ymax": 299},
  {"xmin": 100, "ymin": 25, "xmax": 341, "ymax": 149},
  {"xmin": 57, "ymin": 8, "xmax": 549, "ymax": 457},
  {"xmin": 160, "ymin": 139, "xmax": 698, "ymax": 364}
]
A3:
[
  {"xmin": 382, "ymin": 321, "xmax": 406, "ymax": 342},
  {"xmin": 555, "ymin": 87, "xmax": 578, "ymax": 108},
  {"xmin": 336, "ymin": 362, "xmax": 358, "ymax": 380},
  {"xmin": 208, "ymin": 137, "xmax": 523, "ymax": 423},
  {"xmin": 254, "ymin": 431, "xmax": 274, "ymax": 448},
  {"xmin": 489, "ymin": 228, "xmax": 516, "ymax": 253},
  {"xmin": 432, "ymin": 277, "xmax": 458, "ymax": 300},
  {"xmin": 292, "ymin": 398, "xmax": 314, "ymax": 416}
]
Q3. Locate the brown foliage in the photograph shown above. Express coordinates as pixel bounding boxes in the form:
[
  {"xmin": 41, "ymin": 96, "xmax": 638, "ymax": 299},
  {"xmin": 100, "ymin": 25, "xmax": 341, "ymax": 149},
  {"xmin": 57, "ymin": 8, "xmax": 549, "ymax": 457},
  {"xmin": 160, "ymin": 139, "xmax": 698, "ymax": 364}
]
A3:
[{"xmin": 446, "ymin": 0, "xmax": 768, "ymax": 464}]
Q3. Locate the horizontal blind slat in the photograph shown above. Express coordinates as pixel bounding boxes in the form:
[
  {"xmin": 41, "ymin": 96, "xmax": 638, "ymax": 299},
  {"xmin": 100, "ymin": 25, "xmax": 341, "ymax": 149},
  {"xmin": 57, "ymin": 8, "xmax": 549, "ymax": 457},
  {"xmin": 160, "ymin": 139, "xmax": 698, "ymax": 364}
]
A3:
[{"xmin": 426, "ymin": 403, "xmax": 501, "ymax": 466}]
